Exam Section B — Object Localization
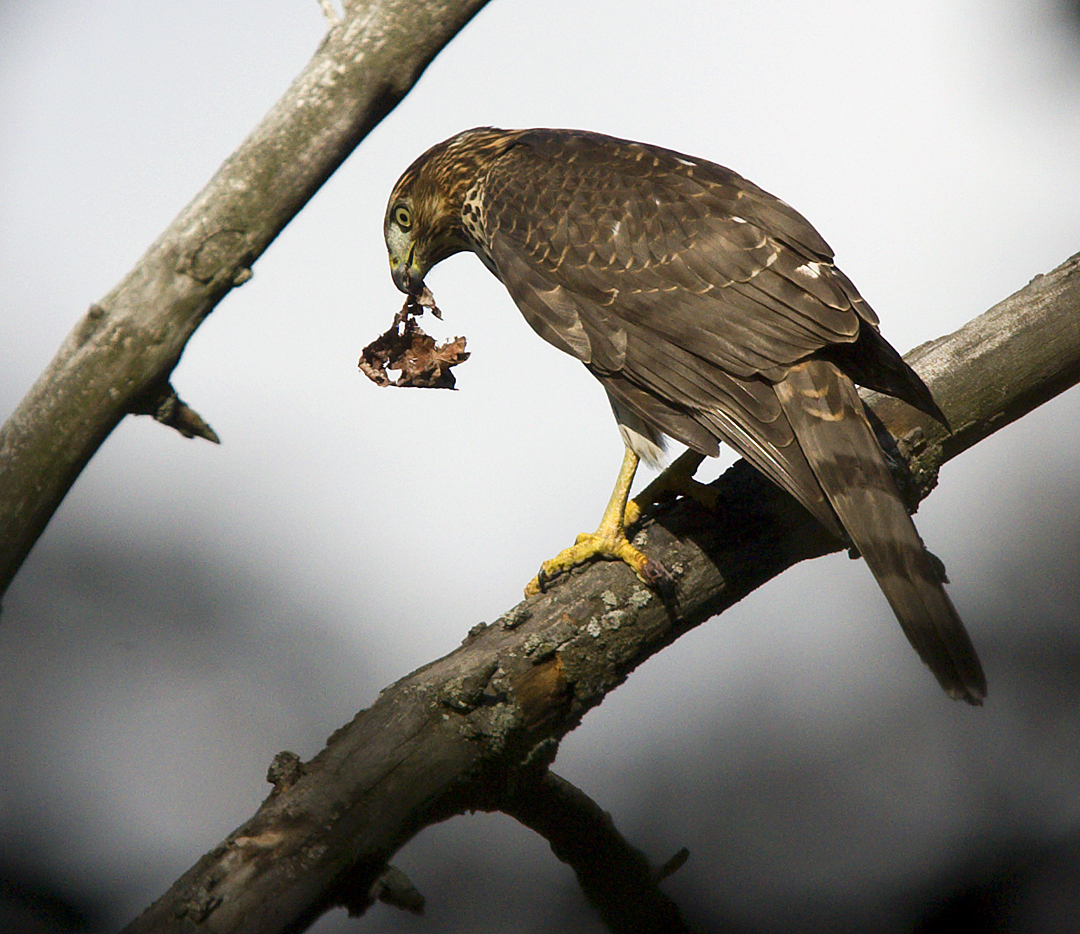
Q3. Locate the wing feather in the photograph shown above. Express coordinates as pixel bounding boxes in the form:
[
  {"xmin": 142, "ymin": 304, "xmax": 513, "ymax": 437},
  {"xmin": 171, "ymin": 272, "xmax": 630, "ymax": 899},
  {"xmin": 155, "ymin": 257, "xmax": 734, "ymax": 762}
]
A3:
[
  {"xmin": 480, "ymin": 130, "xmax": 874, "ymax": 385},
  {"xmin": 478, "ymin": 128, "xmax": 950, "ymax": 540}
]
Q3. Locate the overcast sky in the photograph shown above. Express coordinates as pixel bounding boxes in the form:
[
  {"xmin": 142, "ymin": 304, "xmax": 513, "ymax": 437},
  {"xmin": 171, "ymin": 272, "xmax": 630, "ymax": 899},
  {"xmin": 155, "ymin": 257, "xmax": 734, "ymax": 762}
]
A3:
[{"xmin": 3, "ymin": 2, "xmax": 1080, "ymax": 932}]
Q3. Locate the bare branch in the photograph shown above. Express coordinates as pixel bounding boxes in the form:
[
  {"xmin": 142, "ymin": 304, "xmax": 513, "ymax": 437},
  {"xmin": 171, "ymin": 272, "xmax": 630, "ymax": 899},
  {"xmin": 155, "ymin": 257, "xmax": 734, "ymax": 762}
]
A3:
[
  {"xmin": 120, "ymin": 254, "xmax": 1080, "ymax": 933},
  {"xmin": 500, "ymin": 771, "xmax": 696, "ymax": 934},
  {"xmin": 0, "ymin": 0, "xmax": 494, "ymax": 600}
]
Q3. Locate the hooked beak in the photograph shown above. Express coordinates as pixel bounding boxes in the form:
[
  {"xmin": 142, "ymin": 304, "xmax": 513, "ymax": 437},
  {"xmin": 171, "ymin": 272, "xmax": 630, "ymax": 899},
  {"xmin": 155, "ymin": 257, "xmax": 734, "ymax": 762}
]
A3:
[{"xmin": 389, "ymin": 244, "xmax": 424, "ymax": 296}]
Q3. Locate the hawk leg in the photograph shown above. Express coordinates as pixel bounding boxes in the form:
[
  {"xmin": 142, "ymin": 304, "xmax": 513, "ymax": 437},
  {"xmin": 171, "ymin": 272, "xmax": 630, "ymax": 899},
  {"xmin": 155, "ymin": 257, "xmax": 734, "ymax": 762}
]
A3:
[
  {"xmin": 623, "ymin": 449, "xmax": 718, "ymax": 528},
  {"xmin": 525, "ymin": 447, "xmax": 671, "ymax": 595}
]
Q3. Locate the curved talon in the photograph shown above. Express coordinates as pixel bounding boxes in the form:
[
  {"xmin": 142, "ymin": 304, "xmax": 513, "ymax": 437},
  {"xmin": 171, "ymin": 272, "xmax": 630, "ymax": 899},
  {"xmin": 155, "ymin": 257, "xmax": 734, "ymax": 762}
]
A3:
[
  {"xmin": 525, "ymin": 566, "xmax": 551, "ymax": 597},
  {"xmin": 639, "ymin": 556, "xmax": 676, "ymax": 594},
  {"xmin": 527, "ymin": 561, "xmax": 567, "ymax": 596}
]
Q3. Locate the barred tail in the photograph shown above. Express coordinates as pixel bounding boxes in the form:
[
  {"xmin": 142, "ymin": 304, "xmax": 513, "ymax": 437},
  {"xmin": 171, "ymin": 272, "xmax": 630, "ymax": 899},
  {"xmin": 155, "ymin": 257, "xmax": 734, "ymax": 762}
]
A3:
[{"xmin": 776, "ymin": 360, "xmax": 986, "ymax": 704}]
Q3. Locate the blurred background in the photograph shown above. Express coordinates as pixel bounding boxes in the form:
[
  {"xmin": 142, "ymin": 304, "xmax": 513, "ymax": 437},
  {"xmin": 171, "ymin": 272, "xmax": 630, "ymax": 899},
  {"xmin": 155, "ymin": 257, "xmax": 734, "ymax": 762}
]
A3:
[{"xmin": 2, "ymin": 1, "xmax": 1080, "ymax": 931}]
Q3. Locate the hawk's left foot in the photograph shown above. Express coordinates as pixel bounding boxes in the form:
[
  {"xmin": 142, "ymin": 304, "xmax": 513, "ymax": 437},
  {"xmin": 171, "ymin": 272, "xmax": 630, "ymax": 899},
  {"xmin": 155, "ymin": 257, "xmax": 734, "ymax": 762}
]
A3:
[{"xmin": 524, "ymin": 446, "xmax": 671, "ymax": 596}]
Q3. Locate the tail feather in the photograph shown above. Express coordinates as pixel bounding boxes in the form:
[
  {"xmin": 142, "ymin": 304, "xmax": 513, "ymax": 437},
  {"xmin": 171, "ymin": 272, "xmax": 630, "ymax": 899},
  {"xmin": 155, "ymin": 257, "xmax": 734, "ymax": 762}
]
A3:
[{"xmin": 776, "ymin": 360, "xmax": 986, "ymax": 703}]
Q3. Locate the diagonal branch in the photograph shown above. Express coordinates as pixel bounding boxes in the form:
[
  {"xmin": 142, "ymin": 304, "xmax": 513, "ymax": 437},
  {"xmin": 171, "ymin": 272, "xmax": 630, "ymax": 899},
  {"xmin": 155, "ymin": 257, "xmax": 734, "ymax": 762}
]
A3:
[
  {"xmin": 120, "ymin": 254, "xmax": 1080, "ymax": 933},
  {"xmin": 0, "ymin": 0, "xmax": 495, "ymax": 600},
  {"xmin": 499, "ymin": 771, "xmax": 696, "ymax": 934}
]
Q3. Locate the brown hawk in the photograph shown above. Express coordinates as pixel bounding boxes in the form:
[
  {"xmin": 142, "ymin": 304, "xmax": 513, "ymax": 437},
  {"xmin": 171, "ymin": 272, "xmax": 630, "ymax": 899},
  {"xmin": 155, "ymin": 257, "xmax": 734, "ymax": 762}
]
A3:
[{"xmin": 383, "ymin": 127, "xmax": 986, "ymax": 703}]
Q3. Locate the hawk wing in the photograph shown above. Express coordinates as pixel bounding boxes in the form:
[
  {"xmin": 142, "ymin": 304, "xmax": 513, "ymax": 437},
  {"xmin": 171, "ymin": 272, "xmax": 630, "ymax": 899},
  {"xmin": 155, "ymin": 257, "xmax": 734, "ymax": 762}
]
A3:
[
  {"xmin": 476, "ymin": 129, "xmax": 878, "ymax": 534},
  {"xmin": 480, "ymin": 129, "xmax": 874, "ymax": 376}
]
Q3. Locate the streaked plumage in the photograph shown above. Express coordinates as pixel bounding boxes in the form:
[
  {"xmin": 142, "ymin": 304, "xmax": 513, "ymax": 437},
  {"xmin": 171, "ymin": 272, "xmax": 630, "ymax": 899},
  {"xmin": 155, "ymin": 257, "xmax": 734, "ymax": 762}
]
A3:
[{"xmin": 384, "ymin": 127, "xmax": 986, "ymax": 703}]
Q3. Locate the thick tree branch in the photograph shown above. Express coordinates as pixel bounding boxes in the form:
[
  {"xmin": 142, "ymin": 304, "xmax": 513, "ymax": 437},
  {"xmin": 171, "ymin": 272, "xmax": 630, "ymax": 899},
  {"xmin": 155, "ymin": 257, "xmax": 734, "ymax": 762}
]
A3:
[
  {"xmin": 120, "ymin": 254, "xmax": 1080, "ymax": 933},
  {"xmin": 0, "ymin": 0, "xmax": 494, "ymax": 600}
]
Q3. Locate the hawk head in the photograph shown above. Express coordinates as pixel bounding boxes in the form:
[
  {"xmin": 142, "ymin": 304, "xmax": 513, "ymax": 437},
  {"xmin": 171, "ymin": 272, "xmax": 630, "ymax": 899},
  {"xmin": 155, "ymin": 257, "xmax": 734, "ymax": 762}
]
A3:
[{"xmin": 384, "ymin": 127, "xmax": 520, "ymax": 296}]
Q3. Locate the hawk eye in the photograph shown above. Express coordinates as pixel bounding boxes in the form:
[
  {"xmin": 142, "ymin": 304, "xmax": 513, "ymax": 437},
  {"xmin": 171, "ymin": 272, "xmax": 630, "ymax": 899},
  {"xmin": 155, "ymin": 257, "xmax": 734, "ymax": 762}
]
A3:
[{"xmin": 393, "ymin": 204, "xmax": 412, "ymax": 229}]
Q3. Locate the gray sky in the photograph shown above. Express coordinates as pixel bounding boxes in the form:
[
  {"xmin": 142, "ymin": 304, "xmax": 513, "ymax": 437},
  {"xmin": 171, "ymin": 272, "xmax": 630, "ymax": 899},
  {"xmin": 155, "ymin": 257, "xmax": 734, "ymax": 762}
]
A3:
[{"xmin": 3, "ymin": 2, "xmax": 1080, "ymax": 931}]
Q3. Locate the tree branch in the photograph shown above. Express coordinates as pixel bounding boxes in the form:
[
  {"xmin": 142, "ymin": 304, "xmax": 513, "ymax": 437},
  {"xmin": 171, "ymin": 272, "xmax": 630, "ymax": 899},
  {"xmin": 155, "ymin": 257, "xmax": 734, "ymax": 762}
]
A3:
[
  {"xmin": 0, "ymin": 0, "xmax": 495, "ymax": 600},
  {"xmin": 499, "ymin": 771, "xmax": 695, "ymax": 934},
  {"xmin": 119, "ymin": 253, "xmax": 1080, "ymax": 933}
]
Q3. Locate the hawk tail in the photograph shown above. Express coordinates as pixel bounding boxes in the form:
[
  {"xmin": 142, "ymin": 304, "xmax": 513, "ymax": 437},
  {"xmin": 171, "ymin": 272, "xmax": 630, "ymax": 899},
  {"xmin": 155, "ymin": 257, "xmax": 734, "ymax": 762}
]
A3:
[{"xmin": 776, "ymin": 360, "xmax": 986, "ymax": 704}]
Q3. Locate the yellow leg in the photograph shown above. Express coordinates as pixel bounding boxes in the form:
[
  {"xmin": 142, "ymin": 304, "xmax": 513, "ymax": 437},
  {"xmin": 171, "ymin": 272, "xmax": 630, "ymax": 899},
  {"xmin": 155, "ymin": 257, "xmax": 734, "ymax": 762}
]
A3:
[
  {"xmin": 525, "ymin": 446, "xmax": 668, "ymax": 595},
  {"xmin": 623, "ymin": 449, "xmax": 718, "ymax": 528}
]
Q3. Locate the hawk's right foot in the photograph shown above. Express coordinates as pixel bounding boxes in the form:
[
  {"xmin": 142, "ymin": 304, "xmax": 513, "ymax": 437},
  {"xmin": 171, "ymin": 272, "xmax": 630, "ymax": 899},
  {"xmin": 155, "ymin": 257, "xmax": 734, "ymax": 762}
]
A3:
[{"xmin": 624, "ymin": 450, "xmax": 718, "ymax": 528}]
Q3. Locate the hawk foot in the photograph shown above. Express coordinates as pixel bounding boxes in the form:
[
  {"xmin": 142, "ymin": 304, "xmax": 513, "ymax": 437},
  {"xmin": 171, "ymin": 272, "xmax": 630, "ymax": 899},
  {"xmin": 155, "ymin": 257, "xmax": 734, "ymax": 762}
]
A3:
[
  {"xmin": 624, "ymin": 450, "xmax": 719, "ymax": 528},
  {"xmin": 524, "ymin": 531, "xmax": 669, "ymax": 596}
]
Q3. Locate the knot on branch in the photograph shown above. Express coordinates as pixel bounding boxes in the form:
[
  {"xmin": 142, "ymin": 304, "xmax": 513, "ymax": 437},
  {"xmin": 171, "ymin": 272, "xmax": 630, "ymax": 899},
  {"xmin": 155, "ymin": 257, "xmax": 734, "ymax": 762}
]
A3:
[
  {"xmin": 439, "ymin": 658, "xmax": 503, "ymax": 712},
  {"xmin": 175, "ymin": 878, "xmax": 223, "ymax": 924},
  {"xmin": 75, "ymin": 303, "xmax": 108, "ymax": 347},
  {"xmin": 182, "ymin": 228, "xmax": 250, "ymax": 284},
  {"xmin": 497, "ymin": 604, "xmax": 532, "ymax": 630},
  {"xmin": 266, "ymin": 750, "xmax": 305, "ymax": 794},
  {"xmin": 894, "ymin": 424, "xmax": 944, "ymax": 504},
  {"xmin": 368, "ymin": 866, "xmax": 424, "ymax": 915}
]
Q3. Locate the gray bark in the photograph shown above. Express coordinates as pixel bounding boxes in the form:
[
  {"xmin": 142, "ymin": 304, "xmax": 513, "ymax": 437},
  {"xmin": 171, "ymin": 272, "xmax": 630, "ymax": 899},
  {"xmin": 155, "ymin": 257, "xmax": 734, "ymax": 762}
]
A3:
[
  {"xmin": 119, "ymin": 253, "xmax": 1080, "ymax": 932},
  {"xmin": 0, "ymin": 0, "xmax": 494, "ymax": 599}
]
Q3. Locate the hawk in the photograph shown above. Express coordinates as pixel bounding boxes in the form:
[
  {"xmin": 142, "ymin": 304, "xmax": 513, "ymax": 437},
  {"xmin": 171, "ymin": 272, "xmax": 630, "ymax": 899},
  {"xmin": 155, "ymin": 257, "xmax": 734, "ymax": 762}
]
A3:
[{"xmin": 384, "ymin": 127, "xmax": 986, "ymax": 704}]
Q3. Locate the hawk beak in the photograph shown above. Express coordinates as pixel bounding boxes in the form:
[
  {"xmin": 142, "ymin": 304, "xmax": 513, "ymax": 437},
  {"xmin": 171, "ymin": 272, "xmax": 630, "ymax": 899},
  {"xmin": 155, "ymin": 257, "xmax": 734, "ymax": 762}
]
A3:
[{"xmin": 390, "ymin": 245, "xmax": 424, "ymax": 296}]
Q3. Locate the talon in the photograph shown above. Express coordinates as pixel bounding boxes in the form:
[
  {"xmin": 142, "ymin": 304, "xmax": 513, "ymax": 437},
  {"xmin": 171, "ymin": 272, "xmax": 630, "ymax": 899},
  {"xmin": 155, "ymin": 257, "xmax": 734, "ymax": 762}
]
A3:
[
  {"xmin": 639, "ymin": 556, "xmax": 675, "ymax": 594},
  {"xmin": 525, "ymin": 563, "xmax": 559, "ymax": 597}
]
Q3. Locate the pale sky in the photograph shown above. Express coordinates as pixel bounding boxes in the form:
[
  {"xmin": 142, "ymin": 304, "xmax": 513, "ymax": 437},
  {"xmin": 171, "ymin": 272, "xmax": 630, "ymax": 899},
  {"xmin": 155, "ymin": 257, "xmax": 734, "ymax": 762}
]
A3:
[{"xmin": 2, "ymin": 2, "xmax": 1080, "ymax": 931}]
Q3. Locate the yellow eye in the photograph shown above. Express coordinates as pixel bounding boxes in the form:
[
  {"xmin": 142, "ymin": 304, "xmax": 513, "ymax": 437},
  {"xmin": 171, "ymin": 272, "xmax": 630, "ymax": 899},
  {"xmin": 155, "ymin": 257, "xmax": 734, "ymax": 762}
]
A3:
[{"xmin": 393, "ymin": 204, "xmax": 412, "ymax": 229}]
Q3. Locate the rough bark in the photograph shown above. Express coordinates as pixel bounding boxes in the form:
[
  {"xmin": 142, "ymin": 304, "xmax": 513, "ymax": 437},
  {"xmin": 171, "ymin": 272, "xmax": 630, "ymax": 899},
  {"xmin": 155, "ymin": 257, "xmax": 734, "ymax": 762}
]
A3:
[
  {"xmin": 119, "ymin": 253, "xmax": 1080, "ymax": 933},
  {"xmin": 0, "ymin": 0, "xmax": 494, "ymax": 600}
]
